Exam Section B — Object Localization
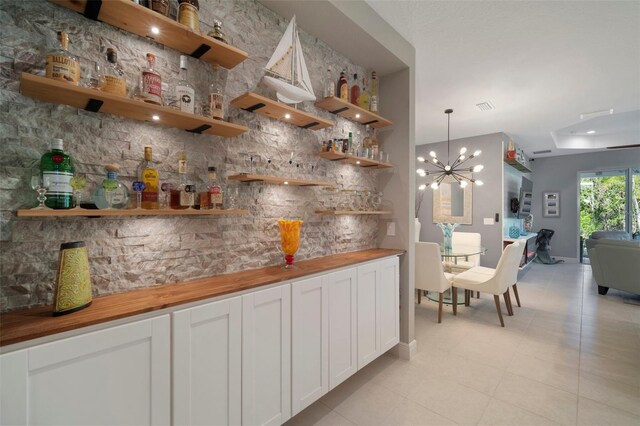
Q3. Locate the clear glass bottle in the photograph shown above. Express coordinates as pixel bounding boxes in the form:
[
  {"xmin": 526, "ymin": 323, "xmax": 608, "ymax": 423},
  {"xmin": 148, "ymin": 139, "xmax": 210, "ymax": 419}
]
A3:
[
  {"xmin": 98, "ymin": 48, "xmax": 127, "ymax": 96},
  {"xmin": 178, "ymin": 0, "xmax": 200, "ymax": 32},
  {"xmin": 369, "ymin": 70, "xmax": 378, "ymax": 112},
  {"xmin": 337, "ymin": 70, "xmax": 348, "ymax": 101},
  {"xmin": 359, "ymin": 76, "xmax": 370, "ymax": 110},
  {"xmin": 350, "ymin": 73, "xmax": 360, "ymax": 105},
  {"xmin": 370, "ymin": 128, "xmax": 379, "ymax": 159},
  {"xmin": 137, "ymin": 146, "xmax": 159, "ymax": 209},
  {"xmin": 40, "ymin": 138, "xmax": 75, "ymax": 209},
  {"xmin": 46, "ymin": 31, "xmax": 80, "ymax": 86},
  {"xmin": 206, "ymin": 166, "xmax": 223, "ymax": 209},
  {"xmin": 207, "ymin": 20, "xmax": 228, "ymax": 44},
  {"xmin": 209, "ymin": 66, "xmax": 224, "ymax": 120},
  {"xmin": 324, "ymin": 68, "xmax": 335, "ymax": 98},
  {"xmin": 140, "ymin": 53, "xmax": 162, "ymax": 105},
  {"xmin": 175, "ymin": 55, "xmax": 195, "ymax": 114},
  {"xmin": 170, "ymin": 152, "xmax": 193, "ymax": 209},
  {"xmin": 92, "ymin": 164, "xmax": 130, "ymax": 209}
]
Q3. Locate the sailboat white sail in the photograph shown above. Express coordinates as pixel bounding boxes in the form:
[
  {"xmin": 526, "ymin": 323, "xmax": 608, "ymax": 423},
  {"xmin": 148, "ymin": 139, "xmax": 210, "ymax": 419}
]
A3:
[{"xmin": 263, "ymin": 15, "xmax": 316, "ymax": 104}]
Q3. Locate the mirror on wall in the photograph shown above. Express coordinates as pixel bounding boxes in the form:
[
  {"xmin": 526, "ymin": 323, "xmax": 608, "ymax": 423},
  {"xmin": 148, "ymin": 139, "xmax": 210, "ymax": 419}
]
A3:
[{"xmin": 433, "ymin": 178, "xmax": 473, "ymax": 224}]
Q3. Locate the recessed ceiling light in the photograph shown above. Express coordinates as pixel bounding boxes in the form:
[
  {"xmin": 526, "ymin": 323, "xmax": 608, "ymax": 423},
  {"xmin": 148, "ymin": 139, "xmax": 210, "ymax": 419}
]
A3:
[
  {"xmin": 476, "ymin": 101, "xmax": 494, "ymax": 111},
  {"xmin": 151, "ymin": 26, "xmax": 160, "ymax": 35},
  {"xmin": 152, "ymin": 115, "xmax": 160, "ymax": 121},
  {"xmin": 587, "ymin": 130, "xmax": 596, "ymax": 134},
  {"xmin": 284, "ymin": 113, "xmax": 291, "ymax": 119},
  {"xmin": 580, "ymin": 109, "xmax": 613, "ymax": 120}
]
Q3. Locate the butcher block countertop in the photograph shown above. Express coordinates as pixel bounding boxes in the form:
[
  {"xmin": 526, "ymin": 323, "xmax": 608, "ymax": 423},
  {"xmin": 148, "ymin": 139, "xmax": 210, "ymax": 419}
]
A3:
[{"xmin": 0, "ymin": 248, "xmax": 404, "ymax": 347}]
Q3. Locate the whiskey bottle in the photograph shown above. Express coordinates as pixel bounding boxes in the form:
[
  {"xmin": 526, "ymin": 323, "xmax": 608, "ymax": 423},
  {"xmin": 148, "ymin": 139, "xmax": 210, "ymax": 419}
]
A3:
[
  {"xmin": 178, "ymin": 0, "xmax": 200, "ymax": 32},
  {"xmin": 175, "ymin": 55, "xmax": 195, "ymax": 114},
  {"xmin": 141, "ymin": 53, "xmax": 162, "ymax": 105},
  {"xmin": 92, "ymin": 164, "xmax": 130, "ymax": 209},
  {"xmin": 337, "ymin": 70, "xmax": 348, "ymax": 101},
  {"xmin": 207, "ymin": 20, "xmax": 228, "ymax": 44},
  {"xmin": 170, "ymin": 152, "xmax": 193, "ymax": 209},
  {"xmin": 98, "ymin": 48, "xmax": 127, "ymax": 96},
  {"xmin": 40, "ymin": 138, "xmax": 75, "ymax": 209},
  {"xmin": 350, "ymin": 73, "xmax": 360, "ymax": 105},
  {"xmin": 359, "ymin": 76, "xmax": 370, "ymax": 110},
  {"xmin": 209, "ymin": 67, "xmax": 225, "ymax": 120},
  {"xmin": 324, "ymin": 68, "xmax": 335, "ymax": 98},
  {"xmin": 137, "ymin": 146, "xmax": 159, "ymax": 209},
  {"xmin": 369, "ymin": 70, "xmax": 379, "ymax": 112},
  {"xmin": 207, "ymin": 167, "xmax": 223, "ymax": 209},
  {"xmin": 46, "ymin": 31, "xmax": 80, "ymax": 86}
]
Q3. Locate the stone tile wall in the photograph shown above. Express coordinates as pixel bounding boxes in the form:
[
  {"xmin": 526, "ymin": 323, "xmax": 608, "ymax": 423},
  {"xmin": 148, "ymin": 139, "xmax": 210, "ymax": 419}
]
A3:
[{"xmin": 0, "ymin": 0, "xmax": 383, "ymax": 311}]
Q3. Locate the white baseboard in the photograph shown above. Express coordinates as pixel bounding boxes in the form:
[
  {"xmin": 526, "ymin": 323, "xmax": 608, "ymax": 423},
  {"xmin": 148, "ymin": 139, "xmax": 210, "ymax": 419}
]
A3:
[{"xmin": 388, "ymin": 339, "xmax": 417, "ymax": 360}]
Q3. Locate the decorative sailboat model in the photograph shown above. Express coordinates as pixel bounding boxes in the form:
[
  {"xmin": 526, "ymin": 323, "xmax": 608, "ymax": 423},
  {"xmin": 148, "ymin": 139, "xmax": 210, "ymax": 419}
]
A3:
[{"xmin": 263, "ymin": 15, "xmax": 316, "ymax": 105}]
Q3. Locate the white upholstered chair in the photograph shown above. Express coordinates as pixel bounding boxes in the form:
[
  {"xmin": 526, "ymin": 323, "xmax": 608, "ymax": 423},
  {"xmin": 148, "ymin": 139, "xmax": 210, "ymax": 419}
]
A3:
[
  {"xmin": 451, "ymin": 241, "xmax": 524, "ymax": 327},
  {"xmin": 448, "ymin": 232, "xmax": 482, "ymax": 273},
  {"xmin": 415, "ymin": 242, "xmax": 455, "ymax": 323}
]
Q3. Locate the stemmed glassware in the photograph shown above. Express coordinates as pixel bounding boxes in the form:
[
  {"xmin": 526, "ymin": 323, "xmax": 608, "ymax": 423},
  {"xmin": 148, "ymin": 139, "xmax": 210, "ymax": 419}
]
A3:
[
  {"xmin": 69, "ymin": 174, "xmax": 87, "ymax": 209},
  {"xmin": 133, "ymin": 181, "xmax": 146, "ymax": 210},
  {"xmin": 243, "ymin": 153, "xmax": 261, "ymax": 175},
  {"xmin": 160, "ymin": 182, "xmax": 172, "ymax": 209},
  {"xmin": 30, "ymin": 170, "xmax": 51, "ymax": 210}
]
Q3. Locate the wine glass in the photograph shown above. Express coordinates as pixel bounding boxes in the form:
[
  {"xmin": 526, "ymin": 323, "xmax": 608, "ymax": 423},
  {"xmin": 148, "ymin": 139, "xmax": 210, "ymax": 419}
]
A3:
[
  {"xmin": 30, "ymin": 171, "xmax": 51, "ymax": 210},
  {"xmin": 243, "ymin": 153, "xmax": 261, "ymax": 175},
  {"xmin": 69, "ymin": 174, "xmax": 88, "ymax": 209},
  {"xmin": 133, "ymin": 181, "xmax": 146, "ymax": 210}
]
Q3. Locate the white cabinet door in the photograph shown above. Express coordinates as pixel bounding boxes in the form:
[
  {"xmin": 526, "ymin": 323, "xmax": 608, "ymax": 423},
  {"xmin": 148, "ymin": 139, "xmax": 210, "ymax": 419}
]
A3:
[
  {"xmin": 379, "ymin": 257, "xmax": 400, "ymax": 353},
  {"xmin": 291, "ymin": 275, "xmax": 329, "ymax": 416},
  {"xmin": 0, "ymin": 315, "xmax": 170, "ymax": 426},
  {"xmin": 173, "ymin": 297, "xmax": 242, "ymax": 426},
  {"xmin": 242, "ymin": 284, "xmax": 291, "ymax": 426},
  {"xmin": 327, "ymin": 267, "xmax": 357, "ymax": 390},
  {"xmin": 357, "ymin": 262, "xmax": 380, "ymax": 369}
]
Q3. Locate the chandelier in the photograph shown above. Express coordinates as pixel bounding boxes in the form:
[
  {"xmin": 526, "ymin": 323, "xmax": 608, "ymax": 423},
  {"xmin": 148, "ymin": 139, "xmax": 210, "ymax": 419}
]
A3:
[{"xmin": 417, "ymin": 109, "xmax": 484, "ymax": 190}]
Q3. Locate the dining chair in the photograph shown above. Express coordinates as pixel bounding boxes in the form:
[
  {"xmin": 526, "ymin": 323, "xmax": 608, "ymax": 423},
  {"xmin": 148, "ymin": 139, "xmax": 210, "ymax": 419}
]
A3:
[
  {"xmin": 451, "ymin": 241, "xmax": 524, "ymax": 327},
  {"xmin": 448, "ymin": 231, "xmax": 482, "ymax": 273},
  {"xmin": 470, "ymin": 242, "xmax": 524, "ymax": 308},
  {"xmin": 415, "ymin": 242, "xmax": 455, "ymax": 323}
]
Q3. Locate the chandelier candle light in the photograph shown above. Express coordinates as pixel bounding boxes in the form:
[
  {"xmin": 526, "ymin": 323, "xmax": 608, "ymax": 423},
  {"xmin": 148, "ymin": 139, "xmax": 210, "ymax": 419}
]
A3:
[{"xmin": 416, "ymin": 109, "xmax": 484, "ymax": 190}]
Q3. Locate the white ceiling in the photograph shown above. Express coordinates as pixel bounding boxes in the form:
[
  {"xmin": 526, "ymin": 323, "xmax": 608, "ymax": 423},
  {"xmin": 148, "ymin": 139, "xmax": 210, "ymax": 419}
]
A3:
[{"xmin": 366, "ymin": 0, "xmax": 640, "ymax": 157}]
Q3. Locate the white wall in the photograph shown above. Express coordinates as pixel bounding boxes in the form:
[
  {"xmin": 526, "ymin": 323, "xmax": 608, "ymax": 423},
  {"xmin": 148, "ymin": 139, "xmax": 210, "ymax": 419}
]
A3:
[{"xmin": 532, "ymin": 149, "xmax": 640, "ymax": 259}]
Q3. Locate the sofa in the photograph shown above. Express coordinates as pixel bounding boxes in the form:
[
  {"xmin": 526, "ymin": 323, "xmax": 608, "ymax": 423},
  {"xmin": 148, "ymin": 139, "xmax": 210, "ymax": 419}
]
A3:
[{"xmin": 586, "ymin": 234, "xmax": 640, "ymax": 295}]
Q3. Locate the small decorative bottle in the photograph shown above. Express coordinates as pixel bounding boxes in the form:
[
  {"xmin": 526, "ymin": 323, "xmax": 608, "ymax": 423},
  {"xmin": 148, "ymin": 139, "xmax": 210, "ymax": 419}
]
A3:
[
  {"xmin": 140, "ymin": 53, "xmax": 162, "ymax": 105},
  {"xmin": 46, "ymin": 31, "xmax": 80, "ymax": 86},
  {"xmin": 207, "ymin": 20, "xmax": 228, "ymax": 44},
  {"xmin": 98, "ymin": 48, "xmax": 127, "ymax": 96}
]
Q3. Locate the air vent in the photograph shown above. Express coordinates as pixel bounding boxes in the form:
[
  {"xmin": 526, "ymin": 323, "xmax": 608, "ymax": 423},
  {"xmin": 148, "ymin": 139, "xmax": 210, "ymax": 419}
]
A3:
[
  {"xmin": 532, "ymin": 149, "xmax": 552, "ymax": 154},
  {"xmin": 606, "ymin": 144, "xmax": 640, "ymax": 149},
  {"xmin": 580, "ymin": 108, "xmax": 613, "ymax": 120},
  {"xmin": 476, "ymin": 101, "xmax": 494, "ymax": 111}
]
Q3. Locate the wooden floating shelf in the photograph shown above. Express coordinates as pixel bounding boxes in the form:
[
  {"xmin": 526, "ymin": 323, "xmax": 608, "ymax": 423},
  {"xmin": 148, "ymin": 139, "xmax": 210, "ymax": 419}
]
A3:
[
  {"xmin": 504, "ymin": 158, "xmax": 532, "ymax": 173},
  {"xmin": 316, "ymin": 210, "xmax": 392, "ymax": 216},
  {"xmin": 228, "ymin": 174, "xmax": 335, "ymax": 187},
  {"xmin": 230, "ymin": 92, "xmax": 333, "ymax": 131},
  {"xmin": 17, "ymin": 208, "xmax": 248, "ymax": 218},
  {"xmin": 21, "ymin": 73, "xmax": 248, "ymax": 137},
  {"xmin": 314, "ymin": 96, "xmax": 392, "ymax": 128},
  {"xmin": 316, "ymin": 151, "xmax": 393, "ymax": 169},
  {"xmin": 49, "ymin": 0, "xmax": 248, "ymax": 69}
]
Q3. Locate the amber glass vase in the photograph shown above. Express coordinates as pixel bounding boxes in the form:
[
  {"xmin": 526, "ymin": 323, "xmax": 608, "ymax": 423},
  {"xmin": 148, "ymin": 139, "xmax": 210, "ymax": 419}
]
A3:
[{"xmin": 278, "ymin": 219, "xmax": 303, "ymax": 269}]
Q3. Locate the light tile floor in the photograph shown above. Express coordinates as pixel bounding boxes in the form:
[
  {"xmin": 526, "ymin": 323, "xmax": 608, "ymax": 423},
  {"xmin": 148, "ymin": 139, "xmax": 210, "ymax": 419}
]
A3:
[{"xmin": 286, "ymin": 263, "xmax": 640, "ymax": 425}]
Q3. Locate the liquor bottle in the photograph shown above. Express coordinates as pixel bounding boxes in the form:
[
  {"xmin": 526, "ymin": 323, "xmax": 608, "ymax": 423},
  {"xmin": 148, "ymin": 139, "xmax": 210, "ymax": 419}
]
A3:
[
  {"xmin": 46, "ymin": 31, "xmax": 80, "ymax": 86},
  {"xmin": 348, "ymin": 132, "xmax": 353, "ymax": 154},
  {"xmin": 98, "ymin": 48, "xmax": 127, "ymax": 96},
  {"xmin": 369, "ymin": 70, "xmax": 379, "ymax": 112},
  {"xmin": 362, "ymin": 125, "xmax": 372, "ymax": 157},
  {"xmin": 40, "ymin": 138, "xmax": 75, "ymax": 209},
  {"xmin": 140, "ymin": 53, "xmax": 162, "ymax": 105},
  {"xmin": 170, "ymin": 152, "xmax": 193, "ymax": 209},
  {"xmin": 208, "ymin": 20, "xmax": 228, "ymax": 44},
  {"xmin": 209, "ymin": 67, "xmax": 225, "ymax": 120},
  {"xmin": 137, "ymin": 146, "xmax": 159, "ymax": 209},
  {"xmin": 370, "ymin": 128, "xmax": 379, "ymax": 159},
  {"xmin": 350, "ymin": 73, "xmax": 360, "ymax": 105},
  {"xmin": 337, "ymin": 71, "xmax": 348, "ymax": 101},
  {"xmin": 359, "ymin": 76, "xmax": 370, "ymax": 110},
  {"xmin": 324, "ymin": 68, "xmax": 335, "ymax": 98},
  {"xmin": 149, "ymin": 0, "xmax": 169, "ymax": 16},
  {"xmin": 207, "ymin": 166, "xmax": 223, "ymax": 209},
  {"xmin": 175, "ymin": 55, "xmax": 195, "ymax": 114},
  {"xmin": 92, "ymin": 164, "xmax": 130, "ymax": 209},
  {"xmin": 178, "ymin": 0, "xmax": 200, "ymax": 32}
]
